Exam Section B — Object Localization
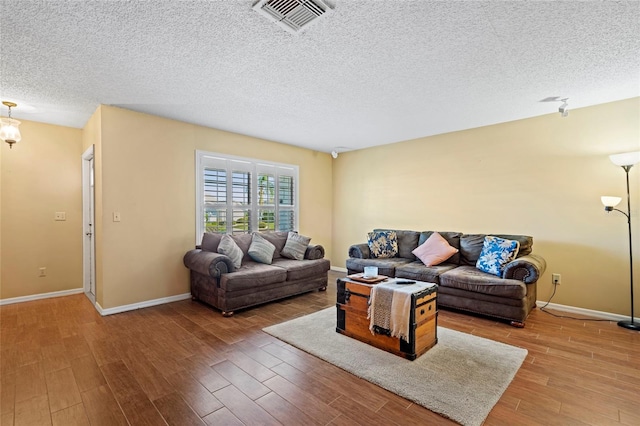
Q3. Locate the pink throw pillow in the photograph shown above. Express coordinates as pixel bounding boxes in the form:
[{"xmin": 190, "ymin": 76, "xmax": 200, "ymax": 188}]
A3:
[{"xmin": 412, "ymin": 232, "xmax": 459, "ymax": 267}]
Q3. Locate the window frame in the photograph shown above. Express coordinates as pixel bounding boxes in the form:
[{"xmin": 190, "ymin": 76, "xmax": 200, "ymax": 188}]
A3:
[{"xmin": 195, "ymin": 150, "xmax": 299, "ymax": 244}]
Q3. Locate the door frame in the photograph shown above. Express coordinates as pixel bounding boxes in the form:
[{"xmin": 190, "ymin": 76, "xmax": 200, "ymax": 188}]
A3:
[{"xmin": 82, "ymin": 145, "xmax": 96, "ymax": 305}]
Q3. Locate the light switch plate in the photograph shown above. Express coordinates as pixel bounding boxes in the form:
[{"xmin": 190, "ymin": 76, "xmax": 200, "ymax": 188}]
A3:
[
  {"xmin": 113, "ymin": 212, "xmax": 121, "ymax": 222},
  {"xmin": 54, "ymin": 212, "xmax": 66, "ymax": 221}
]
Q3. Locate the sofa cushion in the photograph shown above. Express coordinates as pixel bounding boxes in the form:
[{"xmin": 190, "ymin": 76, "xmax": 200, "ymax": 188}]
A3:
[
  {"xmin": 419, "ymin": 231, "xmax": 462, "ymax": 264},
  {"xmin": 395, "ymin": 261, "xmax": 457, "ymax": 284},
  {"xmin": 201, "ymin": 232, "xmax": 223, "ymax": 252},
  {"xmin": 460, "ymin": 234, "xmax": 532, "ymax": 265},
  {"xmin": 346, "ymin": 257, "xmax": 412, "ymax": 277},
  {"xmin": 476, "ymin": 236, "xmax": 520, "ymax": 277},
  {"xmin": 367, "ymin": 230, "xmax": 398, "ymax": 258},
  {"xmin": 272, "ymin": 258, "xmax": 330, "ymax": 281},
  {"xmin": 439, "ymin": 266, "xmax": 527, "ymax": 299},
  {"xmin": 219, "ymin": 261, "xmax": 287, "ymax": 292},
  {"xmin": 261, "ymin": 231, "xmax": 290, "ymax": 259},
  {"xmin": 230, "ymin": 233, "xmax": 253, "ymax": 262},
  {"xmin": 412, "ymin": 232, "xmax": 458, "ymax": 266},
  {"xmin": 281, "ymin": 232, "xmax": 311, "ymax": 260},
  {"xmin": 248, "ymin": 233, "xmax": 276, "ymax": 264},
  {"xmin": 374, "ymin": 229, "xmax": 419, "ymax": 260},
  {"xmin": 217, "ymin": 234, "xmax": 243, "ymax": 269}
]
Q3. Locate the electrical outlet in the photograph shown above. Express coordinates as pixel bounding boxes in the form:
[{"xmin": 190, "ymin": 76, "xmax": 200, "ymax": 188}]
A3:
[
  {"xmin": 39, "ymin": 267, "xmax": 46, "ymax": 277},
  {"xmin": 552, "ymin": 273, "xmax": 561, "ymax": 285},
  {"xmin": 54, "ymin": 212, "xmax": 66, "ymax": 221}
]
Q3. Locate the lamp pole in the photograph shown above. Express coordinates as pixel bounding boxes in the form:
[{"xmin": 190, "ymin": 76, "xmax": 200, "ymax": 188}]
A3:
[
  {"xmin": 618, "ymin": 165, "xmax": 637, "ymax": 330},
  {"xmin": 603, "ymin": 151, "xmax": 640, "ymax": 331}
]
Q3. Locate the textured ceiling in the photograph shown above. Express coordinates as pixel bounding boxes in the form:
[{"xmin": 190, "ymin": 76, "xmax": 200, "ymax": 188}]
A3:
[{"xmin": 1, "ymin": 1, "xmax": 638, "ymax": 153}]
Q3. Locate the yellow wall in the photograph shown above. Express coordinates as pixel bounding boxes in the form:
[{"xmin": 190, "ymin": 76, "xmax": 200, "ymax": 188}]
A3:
[
  {"xmin": 0, "ymin": 120, "xmax": 83, "ymax": 299},
  {"xmin": 333, "ymin": 97, "xmax": 640, "ymax": 316},
  {"xmin": 97, "ymin": 106, "xmax": 333, "ymax": 309}
]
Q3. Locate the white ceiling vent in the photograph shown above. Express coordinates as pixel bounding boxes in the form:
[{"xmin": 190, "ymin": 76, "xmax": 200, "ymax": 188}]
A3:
[{"xmin": 253, "ymin": 0, "xmax": 334, "ymax": 34}]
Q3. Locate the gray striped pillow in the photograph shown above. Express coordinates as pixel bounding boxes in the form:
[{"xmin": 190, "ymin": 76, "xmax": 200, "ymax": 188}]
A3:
[
  {"xmin": 281, "ymin": 232, "xmax": 311, "ymax": 261},
  {"xmin": 217, "ymin": 234, "xmax": 243, "ymax": 269},
  {"xmin": 248, "ymin": 233, "xmax": 276, "ymax": 264}
]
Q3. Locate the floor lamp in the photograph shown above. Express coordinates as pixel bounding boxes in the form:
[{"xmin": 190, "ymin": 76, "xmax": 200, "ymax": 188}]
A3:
[{"xmin": 601, "ymin": 151, "xmax": 640, "ymax": 331}]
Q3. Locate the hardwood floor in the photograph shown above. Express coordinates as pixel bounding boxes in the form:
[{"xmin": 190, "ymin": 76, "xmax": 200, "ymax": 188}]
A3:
[{"xmin": 1, "ymin": 270, "xmax": 639, "ymax": 425}]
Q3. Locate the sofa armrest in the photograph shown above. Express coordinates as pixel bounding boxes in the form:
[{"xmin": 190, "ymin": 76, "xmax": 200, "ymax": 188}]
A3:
[
  {"xmin": 183, "ymin": 249, "xmax": 235, "ymax": 278},
  {"xmin": 304, "ymin": 244, "xmax": 325, "ymax": 260},
  {"xmin": 503, "ymin": 254, "xmax": 547, "ymax": 284},
  {"xmin": 348, "ymin": 243, "xmax": 371, "ymax": 259}
]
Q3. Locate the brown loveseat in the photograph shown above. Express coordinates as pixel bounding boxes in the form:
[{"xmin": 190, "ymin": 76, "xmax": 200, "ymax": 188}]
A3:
[
  {"xmin": 346, "ymin": 229, "xmax": 547, "ymax": 327},
  {"xmin": 184, "ymin": 231, "xmax": 330, "ymax": 316}
]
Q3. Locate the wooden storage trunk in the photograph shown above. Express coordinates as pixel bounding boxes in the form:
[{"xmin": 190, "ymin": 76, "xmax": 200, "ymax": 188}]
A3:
[{"xmin": 336, "ymin": 278, "xmax": 438, "ymax": 360}]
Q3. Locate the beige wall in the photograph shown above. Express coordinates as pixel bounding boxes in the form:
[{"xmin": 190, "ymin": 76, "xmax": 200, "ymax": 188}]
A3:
[
  {"xmin": 0, "ymin": 119, "xmax": 83, "ymax": 299},
  {"xmin": 82, "ymin": 107, "xmax": 104, "ymax": 306},
  {"xmin": 333, "ymin": 98, "xmax": 640, "ymax": 316},
  {"xmin": 3, "ymin": 98, "xmax": 637, "ymax": 318},
  {"xmin": 97, "ymin": 106, "xmax": 333, "ymax": 309}
]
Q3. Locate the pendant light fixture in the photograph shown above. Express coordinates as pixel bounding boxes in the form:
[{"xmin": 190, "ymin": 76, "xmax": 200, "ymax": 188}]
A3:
[{"xmin": 1, "ymin": 101, "xmax": 22, "ymax": 149}]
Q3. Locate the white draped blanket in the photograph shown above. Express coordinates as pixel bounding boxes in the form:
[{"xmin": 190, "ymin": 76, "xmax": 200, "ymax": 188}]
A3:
[{"xmin": 368, "ymin": 281, "xmax": 431, "ymax": 342}]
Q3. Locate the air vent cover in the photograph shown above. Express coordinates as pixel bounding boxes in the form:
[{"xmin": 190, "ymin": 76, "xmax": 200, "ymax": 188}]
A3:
[{"xmin": 253, "ymin": 0, "xmax": 333, "ymax": 34}]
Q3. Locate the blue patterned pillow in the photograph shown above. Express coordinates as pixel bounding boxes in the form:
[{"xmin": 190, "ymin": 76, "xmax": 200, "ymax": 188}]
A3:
[
  {"xmin": 476, "ymin": 236, "xmax": 520, "ymax": 277},
  {"xmin": 367, "ymin": 230, "xmax": 398, "ymax": 259}
]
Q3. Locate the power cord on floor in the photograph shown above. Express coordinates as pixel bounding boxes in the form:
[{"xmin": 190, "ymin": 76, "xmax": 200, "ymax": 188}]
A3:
[{"xmin": 539, "ymin": 283, "xmax": 612, "ymax": 322}]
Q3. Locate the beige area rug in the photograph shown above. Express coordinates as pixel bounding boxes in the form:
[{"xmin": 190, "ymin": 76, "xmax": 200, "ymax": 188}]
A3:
[{"xmin": 263, "ymin": 307, "xmax": 527, "ymax": 426}]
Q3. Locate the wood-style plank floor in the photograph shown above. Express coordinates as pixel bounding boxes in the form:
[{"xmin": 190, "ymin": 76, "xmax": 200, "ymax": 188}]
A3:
[{"xmin": 1, "ymin": 270, "xmax": 639, "ymax": 425}]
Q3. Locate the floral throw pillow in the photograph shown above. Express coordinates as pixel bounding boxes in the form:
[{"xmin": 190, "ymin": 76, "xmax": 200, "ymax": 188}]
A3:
[
  {"xmin": 476, "ymin": 236, "xmax": 520, "ymax": 277},
  {"xmin": 367, "ymin": 230, "xmax": 398, "ymax": 259}
]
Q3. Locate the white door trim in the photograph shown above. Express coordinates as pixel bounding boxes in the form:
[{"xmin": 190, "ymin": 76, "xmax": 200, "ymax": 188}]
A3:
[{"xmin": 82, "ymin": 145, "xmax": 96, "ymax": 305}]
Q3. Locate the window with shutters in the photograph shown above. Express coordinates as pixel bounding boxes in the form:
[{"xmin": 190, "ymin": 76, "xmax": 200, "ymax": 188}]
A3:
[{"xmin": 195, "ymin": 151, "xmax": 299, "ymax": 242}]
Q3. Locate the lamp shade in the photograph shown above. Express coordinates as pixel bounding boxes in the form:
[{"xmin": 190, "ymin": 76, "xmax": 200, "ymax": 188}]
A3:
[
  {"xmin": 609, "ymin": 151, "xmax": 640, "ymax": 167},
  {"xmin": 601, "ymin": 196, "xmax": 622, "ymax": 207},
  {"xmin": 0, "ymin": 117, "xmax": 21, "ymax": 144}
]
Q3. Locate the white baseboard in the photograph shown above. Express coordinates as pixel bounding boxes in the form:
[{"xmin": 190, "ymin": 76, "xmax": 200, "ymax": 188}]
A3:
[
  {"xmin": 331, "ymin": 266, "xmax": 347, "ymax": 273},
  {"xmin": 6, "ymin": 286, "xmax": 634, "ymax": 324},
  {"xmin": 0, "ymin": 288, "xmax": 84, "ymax": 306},
  {"xmin": 96, "ymin": 293, "xmax": 192, "ymax": 316},
  {"xmin": 536, "ymin": 300, "xmax": 639, "ymax": 322}
]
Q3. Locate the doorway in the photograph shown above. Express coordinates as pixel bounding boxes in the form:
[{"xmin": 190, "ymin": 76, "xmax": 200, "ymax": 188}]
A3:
[{"xmin": 82, "ymin": 145, "xmax": 96, "ymax": 304}]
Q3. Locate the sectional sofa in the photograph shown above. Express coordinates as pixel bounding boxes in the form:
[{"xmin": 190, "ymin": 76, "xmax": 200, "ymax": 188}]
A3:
[{"xmin": 346, "ymin": 229, "xmax": 547, "ymax": 327}]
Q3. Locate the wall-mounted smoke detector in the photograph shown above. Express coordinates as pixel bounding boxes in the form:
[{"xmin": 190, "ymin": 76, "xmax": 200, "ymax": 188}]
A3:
[{"xmin": 253, "ymin": 0, "xmax": 334, "ymax": 34}]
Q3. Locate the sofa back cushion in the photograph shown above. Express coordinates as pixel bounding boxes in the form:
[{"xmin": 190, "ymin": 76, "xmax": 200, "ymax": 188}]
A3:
[
  {"xmin": 201, "ymin": 232, "xmax": 223, "ymax": 252},
  {"xmin": 419, "ymin": 231, "xmax": 462, "ymax": 264},
  {"xmin": 261, "ymin": 231, "xmax": 290, "ymax": 259},
  {"xmin": 231, "ymin": 233, "xmax": 253, "ymax": 263},
  {"xmin": 374, "ymin": 229, "xmax": 419, "ymax": 260},
  {"xmin": 460, "ymin": 234, "xmax": 533, "ymax": 265}
]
